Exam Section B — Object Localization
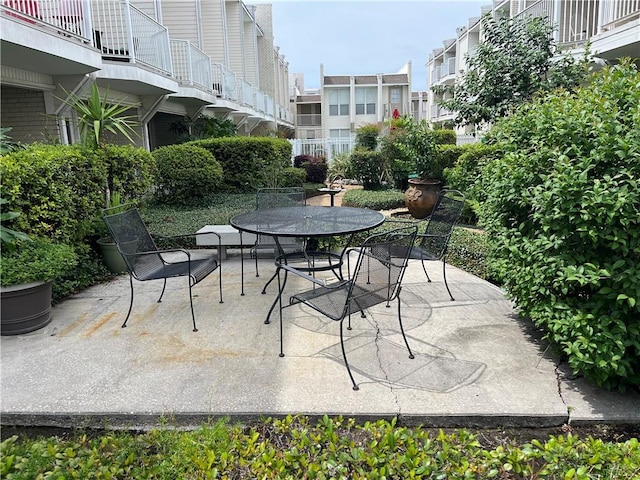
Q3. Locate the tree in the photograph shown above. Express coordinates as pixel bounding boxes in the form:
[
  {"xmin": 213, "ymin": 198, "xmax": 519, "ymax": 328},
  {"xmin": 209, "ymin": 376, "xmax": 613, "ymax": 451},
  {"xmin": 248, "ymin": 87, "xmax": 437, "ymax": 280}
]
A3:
[{"xmin": 433, "ymin": 13, "xmax": 591, "ymax": 128}]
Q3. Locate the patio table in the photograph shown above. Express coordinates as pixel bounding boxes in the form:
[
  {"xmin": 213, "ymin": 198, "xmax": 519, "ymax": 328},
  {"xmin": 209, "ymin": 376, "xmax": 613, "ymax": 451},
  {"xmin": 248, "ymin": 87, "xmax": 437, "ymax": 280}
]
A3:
[{"xmin": 230, "ymin": 205, "xmax": 385, "ymax": 323}]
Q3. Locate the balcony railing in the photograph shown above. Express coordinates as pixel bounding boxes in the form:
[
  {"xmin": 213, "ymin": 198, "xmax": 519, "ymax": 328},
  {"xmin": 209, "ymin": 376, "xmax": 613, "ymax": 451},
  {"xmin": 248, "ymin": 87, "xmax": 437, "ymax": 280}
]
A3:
[
  {"xmin": 92, "ymin": 0, "xmax": 172, "ymax": 75},
  {"xmin": 212, "ymin": 63, "xmax": 237, "ymax": 100},
  {"xmin": 296, "ymin": 113, "xmax": 322, "ymax": 126},
  {"xmin": 600, "ymin": 0, "xmax": 640, "ymax": 30},
  {"xmin": 170, "ymin": 39, "xmax": 212, "ymax": 92},
  {"xmin": 2, "ymin": 0, "xmax": 92, "ymax": 41},
  {"xmin": 515, "ymin": 0, "xmax": 599, "ymax": 46}
]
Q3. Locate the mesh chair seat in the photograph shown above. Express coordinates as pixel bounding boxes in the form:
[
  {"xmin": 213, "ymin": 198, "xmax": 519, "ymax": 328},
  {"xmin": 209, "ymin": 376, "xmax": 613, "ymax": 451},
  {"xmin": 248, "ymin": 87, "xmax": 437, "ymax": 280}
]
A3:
[
  {"xmin": 102, "ymin": 205, "xmax": 223, "ymax": 332},
  {"xmin": 279, "ymin": 226, "xmax": 418, "ymax": 390}
]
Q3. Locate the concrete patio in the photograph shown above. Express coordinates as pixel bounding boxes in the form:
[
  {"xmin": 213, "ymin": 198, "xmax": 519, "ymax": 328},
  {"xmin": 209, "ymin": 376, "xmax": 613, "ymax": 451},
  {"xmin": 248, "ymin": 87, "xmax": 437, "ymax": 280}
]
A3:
[{"xmin": 2, "ymin": 251, "xmax": 639, "ymax": 431}]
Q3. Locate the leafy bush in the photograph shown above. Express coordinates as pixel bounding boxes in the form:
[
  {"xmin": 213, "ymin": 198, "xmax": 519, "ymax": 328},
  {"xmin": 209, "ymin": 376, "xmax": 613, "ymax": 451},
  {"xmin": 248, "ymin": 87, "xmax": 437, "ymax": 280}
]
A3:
[
  {"xmin": 349, "ymin": 148, "xmax": 387, "ymax": 190},
  {"xmin": 342, "ymin": 188, "xmax": 405, "ymax": 210},
  {"xmin": 431, "ymin": 129, "xmax": 457, "ymax": 145},
  {"xmin": 294, "ymin": 155, "xmax": 327, "ymax": 183},
  {"xmin": 355, "ymin": 123, "xmax": 380, "ymax": 150},
  {"xmin": 0, "ymin": 144, "xmax": 106, "ymax": 243},
  {"xmin": 0, "ymin": 237, "xmax": 77, "ymax": 292},
  {"xmin": 190, "ymin": 137, "xmax": 291, "ymax": 192},
  {"xmin": 279, "ymin": 167, "xmax": 307, "ymax": 187},
  {"xmin": 480, "ymin": 60, "xmax": 640, "ymax": 389},
  {"xmin": 97, "ymin": 144, "xmax": 156, "ymax": 203},
  {"xmin": 153, "ymin": 144, "xmax": 223, "ymax": 205},
  {"xmin": 444, "ymin": 143, "xmax": 502, "ymax": 224},
  {"xmin": 2, "ymin": 416, "xmax": 638, "ymax": 479},
  {"xmin": 327, "ymin": 151, "xmax": 355, "ymax": 181}
]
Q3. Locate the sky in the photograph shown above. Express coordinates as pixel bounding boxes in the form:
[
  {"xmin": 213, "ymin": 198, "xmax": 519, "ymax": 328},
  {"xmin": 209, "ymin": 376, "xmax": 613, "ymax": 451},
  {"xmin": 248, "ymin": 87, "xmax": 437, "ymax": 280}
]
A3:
[{"xmin": 249, "ymin": 0, "xmax": 489, "ymax": 91}]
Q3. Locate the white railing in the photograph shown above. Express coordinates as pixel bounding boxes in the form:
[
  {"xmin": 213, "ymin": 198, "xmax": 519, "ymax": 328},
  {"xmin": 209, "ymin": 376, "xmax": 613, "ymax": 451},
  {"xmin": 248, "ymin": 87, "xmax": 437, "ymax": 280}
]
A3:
[
  {"xmin": 239, "ymin": 79, "xmax": 255, "ymax": 108},
  {"xmin": 92, "ymin": 0, "xmax": 172, "ymax": 75},
  {"xmin": 297, "ymin": 113, "xmax": 322, "ymax": 126},
  {"xmin": 515, "ymin": 0, "xmax": 599, "ymax": 46},
  {"xmin": 600, "ymin": 0, "xmax": 640, "ymax": 30},
  {"xmin": 444, "ymin": 57, "xmax": 456, "ymax": 76},
  {"xmin": 169, "ymin": 39, "xmax": 212, "ymax": 92},
  {"xmin": 255, "ymin": 89, "xmax": 265, "ymax": 113},
  {"xmin": 289, "ymin": 137, "xmax": 355, "ymax": 164},
  {"xmin": 2, "ymin": 0, "xmax": 92, "ymax": 41},
  {"xmin": 212, "ymin": 63, "xmax": 237, "ymax": 100}
]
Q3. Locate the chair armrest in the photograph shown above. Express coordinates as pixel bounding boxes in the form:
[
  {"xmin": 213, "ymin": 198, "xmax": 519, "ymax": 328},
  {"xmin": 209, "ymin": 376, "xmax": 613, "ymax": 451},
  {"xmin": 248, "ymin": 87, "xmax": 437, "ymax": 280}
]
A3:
[{"xmin": 122, "ymin": 247, "xmax": 192, "ymax": 262}]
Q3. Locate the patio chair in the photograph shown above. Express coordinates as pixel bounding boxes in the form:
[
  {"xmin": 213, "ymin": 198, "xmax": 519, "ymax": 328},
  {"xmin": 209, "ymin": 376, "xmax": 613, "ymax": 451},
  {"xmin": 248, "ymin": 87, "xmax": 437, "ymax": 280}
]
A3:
[
  {"xmin": 251, "ymin": 187, "xmax": 306, "ymax": 278},
  {"xmin": 102, "ymin": 205, "xmax": 223, "ymax": 332},
  {"xmin": 388, "ymin": 189, "xmax": 465, "ymax": 301},
  {"xmin": 277, "ymin": 225, "xmax": 418, "ymax": 390}
]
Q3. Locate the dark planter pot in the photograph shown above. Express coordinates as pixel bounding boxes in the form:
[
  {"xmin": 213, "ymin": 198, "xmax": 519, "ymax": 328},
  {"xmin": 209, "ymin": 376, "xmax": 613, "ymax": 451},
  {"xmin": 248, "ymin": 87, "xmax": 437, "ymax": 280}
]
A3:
[
  {"xmin": 404, "ymin": 178, "xmax": 442, "ymax": 219},
  {"xmin": 1, "ymin": 280, "xmax": 53, "ymax": 336},
  {"xmin": 97, "ymin": 237, "xmax": 137, "ymax": 274}
]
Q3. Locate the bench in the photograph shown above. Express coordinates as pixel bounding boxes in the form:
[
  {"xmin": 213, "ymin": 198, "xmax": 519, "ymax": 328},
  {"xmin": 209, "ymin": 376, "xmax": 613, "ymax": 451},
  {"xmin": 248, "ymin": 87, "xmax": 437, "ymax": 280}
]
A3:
[{"xmin": 196, "ymin": 225, "xmax": 256, "ymax": 260}]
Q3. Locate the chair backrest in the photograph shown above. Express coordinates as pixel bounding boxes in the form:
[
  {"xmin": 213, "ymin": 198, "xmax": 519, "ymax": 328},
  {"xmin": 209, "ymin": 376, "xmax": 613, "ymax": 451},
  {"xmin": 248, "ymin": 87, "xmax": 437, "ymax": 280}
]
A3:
[
  {"xmin": 102, "ymin": 206, "xmax": 164, "ymax": 277},
  {"xmin": 256, "ymin": 187, "xmax": 305, "ymax": 209},
  {"xmin": 419, "ymin": 189, "xmax": 465, "ymax": 259},
  {"xmin": 346, "ymin": 226, "xmax": 417, "ymax": 315}
]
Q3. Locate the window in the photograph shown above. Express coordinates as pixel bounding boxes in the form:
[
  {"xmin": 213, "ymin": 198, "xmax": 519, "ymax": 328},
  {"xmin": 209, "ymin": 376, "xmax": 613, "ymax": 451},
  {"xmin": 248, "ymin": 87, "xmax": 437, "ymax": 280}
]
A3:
[
  {"xmin": 329, "ymin": 129, "xmax": 351, "ymax": 139},
  {"xmin": 306, "ymin": 130, "xmax": 316, "ymax": 139},
  {"xmin": 328, "ymin": 89, "xmax": 349, "ymax": 116},
  {"xmin": 355, "ymin": 87, "xmax": 376, "ymax": 115},
  {"xmin": 390, "ymin": 87, "xmax": 401, "ymax": 105}
]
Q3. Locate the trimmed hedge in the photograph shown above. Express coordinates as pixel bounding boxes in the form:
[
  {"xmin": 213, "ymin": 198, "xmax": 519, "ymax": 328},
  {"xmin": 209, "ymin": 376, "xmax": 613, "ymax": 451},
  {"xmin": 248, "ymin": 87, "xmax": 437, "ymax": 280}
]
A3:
[
  {"xmin": 189, "ymin": 137, "xmax": 292, "ymax": 192},
  {"xmin": 480, "ymin": 60, "xmax": 640, "ymax": 389},
  {"xmin": 153, "ymin": 144, "xmax": 223, "ymax": 205},
  {"xmin": 0, "ymin": 144, "xmax": 106, "ymax": 243}
]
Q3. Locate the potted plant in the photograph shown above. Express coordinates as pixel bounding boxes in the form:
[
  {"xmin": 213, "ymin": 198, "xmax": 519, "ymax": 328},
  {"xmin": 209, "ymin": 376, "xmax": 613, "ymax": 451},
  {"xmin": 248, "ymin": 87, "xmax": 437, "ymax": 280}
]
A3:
[
  {"xmin": 391, "ymin": 118, "xmax": 441, "ymax": 219},
  {"xmin": 95, "ymin": 191, "xmax": 137, "ymax": 274},
  {"xmin": 0, "ymin": 199, "xmax": 77, "ymax": 335}
]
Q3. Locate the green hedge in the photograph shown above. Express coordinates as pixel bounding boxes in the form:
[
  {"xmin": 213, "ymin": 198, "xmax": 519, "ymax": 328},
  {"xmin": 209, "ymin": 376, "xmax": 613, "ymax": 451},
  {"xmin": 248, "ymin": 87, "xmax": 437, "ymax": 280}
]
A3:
[
  {"xmin": 189, "ymin": 137, "xmax": 292, "ymax": 192},
  {"xmin": 342, "ymin": 188, "xmax": 405, "ymax": 210},
  {"xmin": 480, "ymin": 60, "xmax": 640, "ymax": 389},
  {"xmin": 99, "ymin": 144, "xmax": 156, "ymax": 202},
  {"xmin": 153, "ymin": 144, "xmax": 223, "ymax": 205},
  {"xmin": 0, "ymin": 144, "xmax": 106, "ymax": 243}
]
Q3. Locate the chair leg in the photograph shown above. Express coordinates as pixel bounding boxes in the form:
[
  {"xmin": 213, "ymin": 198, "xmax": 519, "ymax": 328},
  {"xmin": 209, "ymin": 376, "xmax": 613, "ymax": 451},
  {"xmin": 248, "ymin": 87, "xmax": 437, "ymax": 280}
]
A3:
[
  {"xmin": 340, "ymin": 319, "xmax": 359, "ymax": 391},
  {"xmin": 121, "ymin": 274, "xmax": 135, "ymax": 328},
  {"xmin": 188, "ymin": 282, "xmax": 198, "ymax": 332},
  {"xmin": 157, "ymin": 278, "xmax": 167, "ymax": 303},
  {"xmin": 277, "ymin": 270, "xmax": 285, "ymax": 357},
  {"xmin": 442, "ymin": 258, "xmax": 454, "ymax": 301},
  {"xmin": 218, "ymin": 267, "xmax": 224, "ymax": 304},
  {"xmin": 261, "ymin": 270, "xmax": 278, "ymax": 295},
  {"xmin": 397, "ymin": 295, "xmax": 414, "ymax": 359},
  {"xmin": 421, "ymin": 258, "xmax": 432, "ymax": 283}
]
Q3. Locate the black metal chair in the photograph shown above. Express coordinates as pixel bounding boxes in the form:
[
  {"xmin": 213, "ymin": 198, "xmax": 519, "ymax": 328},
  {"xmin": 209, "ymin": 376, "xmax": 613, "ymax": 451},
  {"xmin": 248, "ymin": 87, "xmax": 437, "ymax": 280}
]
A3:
[
  {"xmin": 388, "ymin": 189, "xmax": 465, "ymax": 301},
  {"xmin": 277, "ymin": 225, "xmax": 418, "ymax": 390},
  {"xmin": 102, "ymin": 205, "xmax": 223, "ymax": 332},
  {"xmin": 252, "ymin": 187, "xmax": 306, "ymax": 278}
]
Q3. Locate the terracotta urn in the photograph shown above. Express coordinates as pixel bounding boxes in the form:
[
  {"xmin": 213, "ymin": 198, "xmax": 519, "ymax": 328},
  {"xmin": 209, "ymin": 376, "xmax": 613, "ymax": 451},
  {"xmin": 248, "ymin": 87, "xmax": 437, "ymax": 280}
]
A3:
[{"xmin": 404, "ymin": 178, "xmax": 442, "ymax": 219}]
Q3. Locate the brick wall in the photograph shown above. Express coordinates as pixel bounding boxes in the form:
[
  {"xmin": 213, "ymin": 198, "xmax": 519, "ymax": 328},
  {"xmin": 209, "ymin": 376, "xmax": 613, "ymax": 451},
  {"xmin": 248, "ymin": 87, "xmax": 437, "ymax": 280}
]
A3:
[{"xmin": 1, "ymin": 86, "xmax": 59, "ymax": 144}]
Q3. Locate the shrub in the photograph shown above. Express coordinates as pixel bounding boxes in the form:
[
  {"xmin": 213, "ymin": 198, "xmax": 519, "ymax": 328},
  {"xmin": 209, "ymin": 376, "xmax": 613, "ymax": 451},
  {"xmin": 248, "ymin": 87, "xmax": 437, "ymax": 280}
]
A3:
[
  {"xmin": 431, "ymin": 129, "xmax": 457, "ymax": 145},
  {"xmin": 279, "ymin": 167, "xmax": 306, "ymax": 187},
  {"xmin": 153, "ymin": 144, "xmax": 223, "ymax": 205},
  {"xmin": 191, "ymin": 137, "xmax": 291, "ymax": 192},
  {"xmin": 480, "ymin": 60, "xmax": 640, "ymax": 389},
  {"xmin": 444, "ymin": 143, "xmax": 502, "ymax": 224},
  {"xmin": 294, "ymin": 155, "xmax": 327, "ymax": 183},
  {"xmin": 355, "ymin": 123, "xmax": 380, "ymax": 150},
  {"xmin": 327, "ymin": 151, "xmax": 354, "ymax": 181},
  {"xmin": 98, "ymin": 144, "xmax": 156, "ymax": 203},
  {"xmin": 0, "ymin": 144, "xmax": 106, "ymax": 243},
  {"xmin": 350, "ymin": 148, "xmax": 388, "ymax": 190},
  {"xmin": 342, "ymin": 188, "xmax": 405, "ymax": 210}
]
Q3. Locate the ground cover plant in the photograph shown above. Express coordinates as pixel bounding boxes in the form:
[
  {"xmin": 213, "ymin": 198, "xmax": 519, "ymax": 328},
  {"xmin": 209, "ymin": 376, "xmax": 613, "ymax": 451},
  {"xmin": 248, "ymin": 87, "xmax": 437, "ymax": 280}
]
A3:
[
  {"xmin": 480, "ymin": 60, "xmax": 640, "ymax": 389},
  {"xmin": 2, "ymin": 416, "xmax": 638, "ymax": 479}
]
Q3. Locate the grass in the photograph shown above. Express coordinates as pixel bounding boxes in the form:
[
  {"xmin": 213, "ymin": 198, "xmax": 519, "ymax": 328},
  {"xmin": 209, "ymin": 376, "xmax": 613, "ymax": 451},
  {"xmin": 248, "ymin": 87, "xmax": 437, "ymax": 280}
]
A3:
[{"xmin": 2, "ymin": 416, "xmax": 638, "ymax": 479}]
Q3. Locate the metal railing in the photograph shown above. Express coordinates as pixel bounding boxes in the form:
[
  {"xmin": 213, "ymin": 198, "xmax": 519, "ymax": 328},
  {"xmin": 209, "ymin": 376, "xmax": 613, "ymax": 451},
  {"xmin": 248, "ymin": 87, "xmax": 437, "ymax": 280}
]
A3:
[
  {"xmin": 212, "ymin": 62, "xmax": 237, "ymax": 100},
  {"xmin": 170, "ymin": 39, "xmax": 212, "ymax": 92},
  {"xmin": 2, "ymin": 0, "xmax": 92, "ymax": 41},
  {"xmin": 600, "ymin": 0, "xmax": 640, "ymax": 30},
  {"xmin": 92, "ymin": 0, "xmax": 172, "ymax": 75}
]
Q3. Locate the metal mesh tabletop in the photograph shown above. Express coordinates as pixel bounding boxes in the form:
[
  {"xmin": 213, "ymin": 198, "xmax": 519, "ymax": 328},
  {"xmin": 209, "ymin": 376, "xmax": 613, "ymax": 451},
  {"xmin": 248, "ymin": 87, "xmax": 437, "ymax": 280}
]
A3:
[{"xmin": 230, "ymin": 206, "xmax": 385, "ymax": 238}]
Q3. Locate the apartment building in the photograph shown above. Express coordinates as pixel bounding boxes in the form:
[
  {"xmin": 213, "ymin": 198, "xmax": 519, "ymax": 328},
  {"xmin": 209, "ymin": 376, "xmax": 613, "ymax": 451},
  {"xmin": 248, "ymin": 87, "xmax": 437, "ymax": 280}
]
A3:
[
  {"xmin": 292, "ymin": 62, "xmax": 413, "ymax": 138},
  {"xmin": 427, "ymin": 0, "xmax": 640, "ymax": 134},
  {"xmin": 0, "ymin": 0, "xmax": 294, "ymax": 150}
]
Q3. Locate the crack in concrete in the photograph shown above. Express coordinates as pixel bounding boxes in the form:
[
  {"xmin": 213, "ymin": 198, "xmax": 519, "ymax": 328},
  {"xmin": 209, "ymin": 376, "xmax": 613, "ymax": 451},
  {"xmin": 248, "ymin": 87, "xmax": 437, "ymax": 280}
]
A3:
[
  {"xmin": 554, "ymin": 361, "xmax": 571, "ymax": 425},
  {"xmin": 372, "ymin": 317, "xmax": 402, "ymax": 418}
]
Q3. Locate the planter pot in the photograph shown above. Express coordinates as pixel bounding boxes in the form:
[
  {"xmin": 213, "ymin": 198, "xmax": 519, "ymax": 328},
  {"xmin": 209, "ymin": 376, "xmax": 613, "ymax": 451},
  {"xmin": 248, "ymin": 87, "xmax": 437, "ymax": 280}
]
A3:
[
  {"xmin": 97, "ymin": 237, "xmax": 137, "ymax": 274},
  {"xmin": 404, "ymin": 178, "xmax": 442, "ymax": 219},
  {"xmin": 1, "ymin": 280, "xmax": 53, "ymax": 335}
]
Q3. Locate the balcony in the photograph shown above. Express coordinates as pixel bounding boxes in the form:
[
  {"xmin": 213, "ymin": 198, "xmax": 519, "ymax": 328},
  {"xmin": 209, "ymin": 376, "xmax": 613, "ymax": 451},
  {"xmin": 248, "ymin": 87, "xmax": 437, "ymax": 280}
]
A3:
[
  {"xmin": 296, "ymin": 113, "xmax": 322, "ymax": 127},
  {"xmin": 170, "ymin": 39, "xmax": 212, "ymax": 93}
]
